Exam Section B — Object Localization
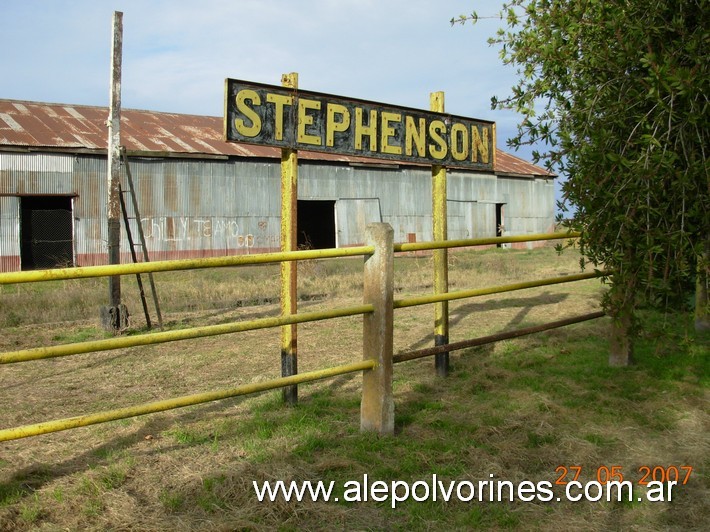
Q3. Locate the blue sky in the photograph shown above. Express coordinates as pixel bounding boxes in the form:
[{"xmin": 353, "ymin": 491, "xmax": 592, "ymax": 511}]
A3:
[{"xmin": 0, "ymin": 0, "xmax": 560, "ymax": 199}]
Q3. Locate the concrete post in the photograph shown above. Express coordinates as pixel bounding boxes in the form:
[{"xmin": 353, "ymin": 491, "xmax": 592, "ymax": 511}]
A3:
[{"xmin": 361, "ymin": 223, "xmax": 394, "ymax": 435}]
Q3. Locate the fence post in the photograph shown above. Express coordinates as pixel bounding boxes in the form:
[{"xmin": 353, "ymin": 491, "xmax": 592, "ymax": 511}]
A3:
[{"xmin": 361, "ymin": 223, "xmax": 394, "ymax": 436}]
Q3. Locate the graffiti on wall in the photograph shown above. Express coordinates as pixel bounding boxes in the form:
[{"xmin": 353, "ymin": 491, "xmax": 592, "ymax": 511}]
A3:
[{"xmin": 140, "ymin": 216, "xmax": 255, "ymax": 248}]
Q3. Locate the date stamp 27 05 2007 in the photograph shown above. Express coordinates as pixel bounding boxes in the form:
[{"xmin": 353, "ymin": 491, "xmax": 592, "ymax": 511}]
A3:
[
  {"xmin": 555, "ymin": 465, "xmax": 694, "ymax": 486},
  {"xmin": 553, "ymin": 465, "xmax": 694, "ymax": 502}
]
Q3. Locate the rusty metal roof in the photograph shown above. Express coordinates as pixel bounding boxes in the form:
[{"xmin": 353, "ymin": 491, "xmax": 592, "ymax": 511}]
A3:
[{"xmin": 0, "ymin": 99, "xmax": 553, "ymax": 177}]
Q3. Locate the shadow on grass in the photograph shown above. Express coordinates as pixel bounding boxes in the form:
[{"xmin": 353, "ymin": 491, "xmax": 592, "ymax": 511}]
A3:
[
  {"xmin": 401, "ymin": 290, "xmax": 570, "ymax": 354},
  {"xmin": 0, "ymin": 390, "xmax": 267, "ymax": 507}
]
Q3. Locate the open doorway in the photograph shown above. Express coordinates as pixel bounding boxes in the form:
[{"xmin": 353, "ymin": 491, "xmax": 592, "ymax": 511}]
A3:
[
  {"xmin": 20, "ymin": 196, "xmax": 74, "ymax": 270},
  {"xmin": 495, "ymin": 203, "xmax": 505, "ymax": 247},
  {"xmin": 297, "ymin": 200, "xmax": 336, "ymax": 249}
]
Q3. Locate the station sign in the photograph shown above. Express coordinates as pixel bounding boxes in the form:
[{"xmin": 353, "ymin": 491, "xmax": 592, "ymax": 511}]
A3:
[{"xmin": 224, "ymin": 78, "xmax": 494, "ymax": 171}]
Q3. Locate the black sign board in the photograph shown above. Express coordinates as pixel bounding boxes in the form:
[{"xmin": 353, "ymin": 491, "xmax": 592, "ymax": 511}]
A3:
[{"xmin": 224, "ymin": 78, "xmax": 495, "ymax": 171}]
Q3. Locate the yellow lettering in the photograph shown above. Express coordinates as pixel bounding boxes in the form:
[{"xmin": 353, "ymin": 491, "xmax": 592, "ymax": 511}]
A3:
[
  {"xmin": 234, "ymin": 89, "xmax": 261, "ymax": 137},
  {"xmin": 266, "ymin": 93, "xmax": 293, "ymax": 141},
  {"xmin": 428, "ymin": 120, "xmax": 447, "ymax": 160},
  {"xmin": 471, "ymin": 125, "xmax": 489, "ymax": 163},
  {"xmin": 405, "ymin": 116, "xmax": 426, "ymax": 157},
  {"xmin": 380, "ymin": 112, "xmax": 402, "ymax": 155},
  {"xmin": 297, "ymin": 98, "xmax": 322, "ymax": 145},
  {"xmin": 450, "ymin": 123, "xmax": 469, "ymax": 161},
  {"xmin": 326, "ymin": 103, "xmax": 350, "ymax": 147},
  {"xmin": 355, "ymin": 107, "xmax": 378, "ymax": 151}
]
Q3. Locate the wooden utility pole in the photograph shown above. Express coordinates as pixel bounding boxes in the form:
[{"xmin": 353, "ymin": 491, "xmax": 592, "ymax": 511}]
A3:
[{"xmin": 101, "ymin": 10, "xmax": 128, "ymax": 332}]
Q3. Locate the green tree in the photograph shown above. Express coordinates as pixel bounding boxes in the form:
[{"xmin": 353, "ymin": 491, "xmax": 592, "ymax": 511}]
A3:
[{"xmin": 455, "ymin": 0, "xmax": 709, "ymax": 365}]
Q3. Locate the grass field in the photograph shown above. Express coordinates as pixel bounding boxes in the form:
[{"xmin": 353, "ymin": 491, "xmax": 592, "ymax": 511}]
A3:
[{"xmin": 0, "ymin": 246, "xmax": 708, "ymax": 530}]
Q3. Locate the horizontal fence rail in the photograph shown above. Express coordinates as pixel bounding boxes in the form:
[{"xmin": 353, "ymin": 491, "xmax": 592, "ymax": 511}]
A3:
[
  {"xmin": 394, "ymin": 231, "xmax": 581, "ymax": 253},
  {"xmin": 0, "ymin": 304, "xmax": 373, "ymax": 365},
  {"xmin": 394, "ymin": 271, "xmax": 606, "ymax": 309},
  {"xmin": 0, "ymin": 360, "xmax": 376, "ymax": 442},
  {"xmin": 0, "ymin": 232, "xmax": 580, "ymax": 285},
  {"xmin": 0, "ymin": 245, "xmax": 374, "ymax": 285}
]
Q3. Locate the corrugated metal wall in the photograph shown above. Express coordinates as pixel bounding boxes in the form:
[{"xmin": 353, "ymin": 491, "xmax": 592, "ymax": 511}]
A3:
[
  {"xmin": 334, "ymin": 198, "xmax": 382, "ymax": 247},
  {"xmin": 1, "ymin": 153, "xmax": 78, "ymax": 270},
  {"xmin": 119, "ymin": 158, "xmax": 281, "ymax": 261},
  {"xmin": 0, "ymin": 151, "xmax": 555, "ymax": 271},
  {"xmin": 0, "ymin": 196, "xmax": 20, "ymax": 271}
]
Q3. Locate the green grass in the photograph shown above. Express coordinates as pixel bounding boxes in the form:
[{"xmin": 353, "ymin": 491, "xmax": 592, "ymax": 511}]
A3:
[
  {"xmin": 159, "ymin": 490, "xmax": 185, "ymax": 513},
  {"xmin": 18, "ymin": 494, "xmax": 43, "ymax": 524},
  {"xmin": 51, "ymin": 326, "xmax": 110, "ymax": 344},
  {"xmin": 164, "ymin": 426, "xmax": 216, "ymax": 447}
]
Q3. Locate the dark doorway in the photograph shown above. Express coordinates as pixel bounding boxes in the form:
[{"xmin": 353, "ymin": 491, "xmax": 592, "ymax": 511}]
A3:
[
  {"xmin": 495, "ymin": 203, "xmax": 505, "ymax": 247},
  {"xmin": 297, "ymin": 200, "xmax": 336, "ymax": 249},
  {"xmin": 20, "ymin": 196, "xmax": 74, "ymax": 270}
]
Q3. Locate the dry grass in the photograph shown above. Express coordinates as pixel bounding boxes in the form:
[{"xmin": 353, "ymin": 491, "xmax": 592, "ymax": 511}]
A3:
[{"xmin": 0, "ymin": 246, "xmax": 708, "ymax": 531}]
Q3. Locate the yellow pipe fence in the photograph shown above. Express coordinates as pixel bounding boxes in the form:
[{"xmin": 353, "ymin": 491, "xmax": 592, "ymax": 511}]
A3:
[
  {"xmin": 0, "ymin": 246, "xmax": 374, "ymax": 285},
  {"xmin": 0, "ymin": 305, "xmax": 373, "ymax": 365},
  {"xmin": 395, "ymin": 271, "xmax": 605, "ymax": 309},
  {"xmin": 0, "ymin": 229, "xmax": 601, "ymax": 442},
  {"xmin": 0, "ymin": 360, "xmax": 376, "ymax": 442}
]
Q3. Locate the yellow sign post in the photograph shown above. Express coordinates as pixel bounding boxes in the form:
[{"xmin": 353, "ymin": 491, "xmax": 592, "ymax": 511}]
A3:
[
  {"xmin": 280, "ymin": 72, "xmax": 299, "ymax": 405},
  {"xmin": 430, "ymin": 92, "xmax": 449, "ymax": 377}
]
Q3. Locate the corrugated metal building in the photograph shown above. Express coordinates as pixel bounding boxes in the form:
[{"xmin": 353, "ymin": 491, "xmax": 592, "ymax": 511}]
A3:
[{"xmin": 0, "ymin": 99, "xmax": 555, "ymax": 271}]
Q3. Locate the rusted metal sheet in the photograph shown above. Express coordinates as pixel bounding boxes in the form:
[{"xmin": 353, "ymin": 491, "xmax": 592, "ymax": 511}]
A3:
[
  {"xmin": 0, "ymin": 152, "xmax": 74, "ymax": 196},
  {"xmin": 496, "ymin": 151, "xmax": 551, "ymax": 177},
  {"xmin": 0, "ymin": 99, "xmax": 383, "ymax": 165}
]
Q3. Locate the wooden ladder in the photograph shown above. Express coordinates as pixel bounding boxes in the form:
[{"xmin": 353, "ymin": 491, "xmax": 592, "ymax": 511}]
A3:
[{"xmin": 119, "ymin": 147, "xmax": 163, "ymax": 330}]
